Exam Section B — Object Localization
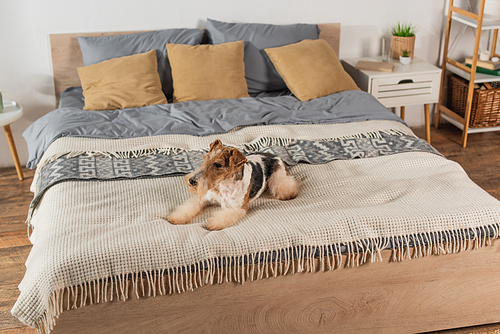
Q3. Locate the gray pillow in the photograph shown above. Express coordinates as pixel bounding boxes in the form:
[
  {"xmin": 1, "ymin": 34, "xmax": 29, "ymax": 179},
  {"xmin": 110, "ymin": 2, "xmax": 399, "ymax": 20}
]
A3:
[
  {"xmin": 206, "ymin": 19, "xmax": 319, "ymax": 95},
  {"xmin": 77, "ymin": 29, "xmax": 205, "ymax": 100}
]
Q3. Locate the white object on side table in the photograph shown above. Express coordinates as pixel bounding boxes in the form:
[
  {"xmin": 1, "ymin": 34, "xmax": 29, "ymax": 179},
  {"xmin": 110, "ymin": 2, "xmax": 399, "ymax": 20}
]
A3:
[
  {"xmin": 341, "ymin": 56, "xmax": 442, "ymax": 144},
  {"xmin": 0, "ymin": 100, "xmax": 24, "ymax": 180},
  {"xmin": 399, "ymin": 56, "xmax": 412, "ymax": 65}
]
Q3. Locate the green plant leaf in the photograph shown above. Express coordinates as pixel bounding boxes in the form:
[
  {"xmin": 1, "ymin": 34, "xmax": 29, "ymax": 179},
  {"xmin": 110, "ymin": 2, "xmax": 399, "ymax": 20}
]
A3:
[{"xmin": 391, "ymin": 22, "xmax": 416, "ymax": 37}]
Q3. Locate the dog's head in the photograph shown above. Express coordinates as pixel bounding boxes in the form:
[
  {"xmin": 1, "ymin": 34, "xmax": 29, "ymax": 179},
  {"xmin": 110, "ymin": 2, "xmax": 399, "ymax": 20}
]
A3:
[{"xmin": 185, "ymin": 139, "xmax": 247, "ymax": 197}]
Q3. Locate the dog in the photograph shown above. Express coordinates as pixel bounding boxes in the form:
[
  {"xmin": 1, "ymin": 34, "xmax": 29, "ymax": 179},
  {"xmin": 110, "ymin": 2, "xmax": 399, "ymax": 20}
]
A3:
[{"xmin": 167, "ymin": 139, "xmax": 299, "ymax": 231}]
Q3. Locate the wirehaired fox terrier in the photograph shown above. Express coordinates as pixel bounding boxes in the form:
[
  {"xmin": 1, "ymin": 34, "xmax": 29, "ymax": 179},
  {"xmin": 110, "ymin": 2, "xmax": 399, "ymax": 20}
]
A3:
[{"xmin": 167, "ymin": 139, "xmax": 299, "ymax": 231}]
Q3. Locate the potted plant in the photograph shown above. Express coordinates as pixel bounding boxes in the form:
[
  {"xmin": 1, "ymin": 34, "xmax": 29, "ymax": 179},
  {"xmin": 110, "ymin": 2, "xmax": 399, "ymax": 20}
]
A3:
[
  {"xmin": 400, "ymin": 49, "xmax": 412, "ymax": 65},
  {"xmin": 390, "ymin": 22, "xmax": 416, "ymax": 60}
]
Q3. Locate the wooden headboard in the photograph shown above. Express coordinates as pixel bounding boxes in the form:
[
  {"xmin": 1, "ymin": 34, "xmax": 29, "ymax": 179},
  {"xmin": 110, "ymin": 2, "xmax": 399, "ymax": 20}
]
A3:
[{"xmin": 49, "ymin": 23, "xmax": 340, "ymax": 101}]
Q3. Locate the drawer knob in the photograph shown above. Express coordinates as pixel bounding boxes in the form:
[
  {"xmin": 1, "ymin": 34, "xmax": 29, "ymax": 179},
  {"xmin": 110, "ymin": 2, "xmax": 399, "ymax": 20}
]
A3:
[{"xmin": 398, "ymin": 79, "xmax": 414, "ymax": 84}]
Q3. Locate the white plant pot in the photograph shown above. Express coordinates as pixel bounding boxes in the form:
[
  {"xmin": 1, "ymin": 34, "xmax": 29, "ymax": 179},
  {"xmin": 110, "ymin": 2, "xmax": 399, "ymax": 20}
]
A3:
[{"xmin": 400, "ymin": 56, "xmax": 411, "ymax": 65}]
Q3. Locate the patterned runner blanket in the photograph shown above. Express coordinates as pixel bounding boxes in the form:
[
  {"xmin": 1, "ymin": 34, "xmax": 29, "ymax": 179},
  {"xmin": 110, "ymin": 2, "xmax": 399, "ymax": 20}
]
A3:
[{"xmin": 30, "ymin": 134, "xmax": 440, "ymax": 220}]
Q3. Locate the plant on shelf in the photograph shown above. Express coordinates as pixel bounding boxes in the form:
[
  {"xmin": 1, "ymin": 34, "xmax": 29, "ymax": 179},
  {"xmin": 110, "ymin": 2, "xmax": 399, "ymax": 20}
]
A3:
[
  {"xmin": 400, "ymin": 49, "xmax": 412, "ymax": 65},
  {"xmin": 390, "ymin": 22, "xmax": 416, "ymax": 60}
]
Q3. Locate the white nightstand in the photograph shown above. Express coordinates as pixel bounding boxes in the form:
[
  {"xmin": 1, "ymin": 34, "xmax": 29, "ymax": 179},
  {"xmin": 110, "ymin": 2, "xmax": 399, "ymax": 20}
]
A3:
[
  {"xmin": 1, "ymin": 100, "xmax": 24, "ymax": 180},
  {"xmin": 341, "ymin": 56, "xmax": 442, "ymax": 143}
]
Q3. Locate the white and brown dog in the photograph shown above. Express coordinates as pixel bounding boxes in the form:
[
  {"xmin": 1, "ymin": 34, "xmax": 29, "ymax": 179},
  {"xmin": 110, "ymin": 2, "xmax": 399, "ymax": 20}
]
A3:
[{"xmin": 167, "ymin": 139, "xmax": 299, "ymax": 230}]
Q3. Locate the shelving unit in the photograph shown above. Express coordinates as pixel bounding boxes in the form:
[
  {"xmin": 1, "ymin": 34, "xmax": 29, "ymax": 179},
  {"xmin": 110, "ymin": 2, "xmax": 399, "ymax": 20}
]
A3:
[{"xmin": 435, "ymin": 0, "xmax": 500, "ymax": 147}]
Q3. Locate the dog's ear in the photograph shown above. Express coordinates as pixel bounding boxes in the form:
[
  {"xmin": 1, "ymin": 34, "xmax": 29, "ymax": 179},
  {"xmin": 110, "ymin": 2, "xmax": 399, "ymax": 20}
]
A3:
[
  {"xmin": 209, "ymin": 139, "xmax": 223, "ymax": 153},
  {"xmin": 229, "ymin": 148, "xmax": 247, "ymax": 168}
]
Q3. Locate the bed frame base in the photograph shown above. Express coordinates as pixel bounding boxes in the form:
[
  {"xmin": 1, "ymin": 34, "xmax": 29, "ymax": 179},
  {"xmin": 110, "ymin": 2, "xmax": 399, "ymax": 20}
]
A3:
[{"xmin": 51, "ymin": 241, "xmax": 500, "ymax": 334}]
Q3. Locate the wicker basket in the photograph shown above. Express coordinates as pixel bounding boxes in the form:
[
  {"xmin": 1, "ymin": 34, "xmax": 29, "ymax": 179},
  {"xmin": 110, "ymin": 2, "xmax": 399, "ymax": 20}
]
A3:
[{"xmin": 447, "ymin": 74, "xmax": 500, "ymax": 127}]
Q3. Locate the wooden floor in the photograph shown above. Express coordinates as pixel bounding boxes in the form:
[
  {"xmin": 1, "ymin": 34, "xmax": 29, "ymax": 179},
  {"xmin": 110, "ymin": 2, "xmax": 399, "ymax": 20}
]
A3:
[{"xmin": 0, "ymin": 123, "xmax": 500, "ymax": 334}]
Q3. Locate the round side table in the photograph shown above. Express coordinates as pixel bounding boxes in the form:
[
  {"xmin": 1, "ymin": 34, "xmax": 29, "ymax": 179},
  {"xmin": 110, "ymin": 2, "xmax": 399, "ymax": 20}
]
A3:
[{"xmin": 0, "ymin": 100, "xmax": 24, "ymax": 180}]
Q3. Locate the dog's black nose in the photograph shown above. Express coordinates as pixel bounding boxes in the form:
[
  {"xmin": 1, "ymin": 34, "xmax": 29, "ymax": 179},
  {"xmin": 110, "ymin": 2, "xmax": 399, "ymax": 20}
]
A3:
[{"xmin": 189, "ymin": 178, "xmax": 197, "ymax": 187}]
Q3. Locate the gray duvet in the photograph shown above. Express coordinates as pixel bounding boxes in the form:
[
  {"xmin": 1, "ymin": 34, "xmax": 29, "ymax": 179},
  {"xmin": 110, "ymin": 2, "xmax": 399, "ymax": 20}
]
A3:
[{"xmin": 23, "ymin": 88, "xmax": 403, "ymax": 168}]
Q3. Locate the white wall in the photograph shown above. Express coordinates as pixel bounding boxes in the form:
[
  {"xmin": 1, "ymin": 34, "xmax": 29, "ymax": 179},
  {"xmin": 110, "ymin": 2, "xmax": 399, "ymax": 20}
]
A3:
[{"xmin": 0, "ymin": 0, "xmax": 447, "ymax": 167}]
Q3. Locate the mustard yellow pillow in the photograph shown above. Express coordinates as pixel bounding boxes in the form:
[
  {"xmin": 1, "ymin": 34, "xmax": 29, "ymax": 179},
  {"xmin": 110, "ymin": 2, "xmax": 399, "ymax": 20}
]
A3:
[
  {"xmin": 265, "ymin": 39, "xmax": 359, "ymax": 101},
  {"xmin": 166, "ymin": 41, "xmax": 249, "ymax": 103},
  {"xmin": 77, "ymin": 49, "xmax": 167, "ymax": 110}
]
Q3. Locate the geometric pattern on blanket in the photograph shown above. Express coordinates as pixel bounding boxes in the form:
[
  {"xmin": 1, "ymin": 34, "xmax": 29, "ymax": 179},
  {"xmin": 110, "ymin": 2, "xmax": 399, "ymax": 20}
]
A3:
[
  {"xmin": 29, "ymin": 134, "xmax": 440, "ymax": 222},
  {"xmin": 38, "ymin": 133, "xmax": 440, "ymax": 186}
]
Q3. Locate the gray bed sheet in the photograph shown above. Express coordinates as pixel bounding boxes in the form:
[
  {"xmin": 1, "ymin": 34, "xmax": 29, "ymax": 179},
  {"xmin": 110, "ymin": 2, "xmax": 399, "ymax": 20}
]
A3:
[{"xmin": 23, "ymin": 88, "xmax": 404, "ymax": 169}]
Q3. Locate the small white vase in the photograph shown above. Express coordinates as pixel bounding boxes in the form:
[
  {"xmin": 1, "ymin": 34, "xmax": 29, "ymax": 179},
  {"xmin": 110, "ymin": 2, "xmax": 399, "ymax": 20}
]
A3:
[{"xmin": 400, "ymin": 56, "xmax": 411, "ymax": 65}]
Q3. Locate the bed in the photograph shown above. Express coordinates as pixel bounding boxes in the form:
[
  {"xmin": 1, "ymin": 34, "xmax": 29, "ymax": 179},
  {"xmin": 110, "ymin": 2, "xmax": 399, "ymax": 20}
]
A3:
[{"xmin": 12, "ymin": 20, "xmax": 500, "ymax": 334}]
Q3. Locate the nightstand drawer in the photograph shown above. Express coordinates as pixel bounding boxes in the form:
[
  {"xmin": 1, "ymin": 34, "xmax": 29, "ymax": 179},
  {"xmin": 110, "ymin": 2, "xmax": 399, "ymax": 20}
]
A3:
[{"xmin": 371, "ymin": 73, "xmax": 441, "ymax": 107}]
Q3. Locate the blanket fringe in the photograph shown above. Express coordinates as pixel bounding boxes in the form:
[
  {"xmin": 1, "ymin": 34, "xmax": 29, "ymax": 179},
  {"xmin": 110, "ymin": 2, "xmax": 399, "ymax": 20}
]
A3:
[
  {"xmin": 32, "ymin": 224, "xmax": 499, "ymax": 334},
  {"xmin": 42, "ymin": 147, "xmax": 192, "ymax": 166},
  {"xmin": 239, "ymin": 128, "xmax": 413, "ymax": 152}
]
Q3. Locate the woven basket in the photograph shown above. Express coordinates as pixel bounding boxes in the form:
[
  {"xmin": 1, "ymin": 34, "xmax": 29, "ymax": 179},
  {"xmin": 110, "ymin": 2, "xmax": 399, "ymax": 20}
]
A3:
[{"xmin": 447, "ymin": 74, "xmax": 500, "ymax": 127}]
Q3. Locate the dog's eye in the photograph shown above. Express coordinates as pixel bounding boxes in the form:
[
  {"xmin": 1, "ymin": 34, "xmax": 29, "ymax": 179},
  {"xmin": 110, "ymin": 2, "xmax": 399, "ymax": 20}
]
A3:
[{"xmin": 214, "ymin": 163, "xmax": 222, "ymax": 169}]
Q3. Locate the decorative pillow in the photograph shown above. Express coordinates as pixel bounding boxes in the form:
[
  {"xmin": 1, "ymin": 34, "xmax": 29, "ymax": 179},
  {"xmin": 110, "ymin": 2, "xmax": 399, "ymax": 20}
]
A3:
[
  {"xmin": 166, "ymin": 41, "xmax": 249, "ymax": 103},
  {"xmin": 77, "ymin": 50, "xmax": 167, "ymax": 110},
  {"xmin": 205, "ymin": 19, "xmax": 319, "ymax": 96},
  {"xmin": 77, "ymin": 29, "xmax": 205, "ymax": 100},
  {"xmin": 265, "ymin": 39, "xmax": 360, "ymax": 101}
]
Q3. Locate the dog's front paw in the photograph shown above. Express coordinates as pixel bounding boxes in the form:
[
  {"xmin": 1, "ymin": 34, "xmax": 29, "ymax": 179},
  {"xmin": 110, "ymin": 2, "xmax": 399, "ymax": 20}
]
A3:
[
  {"xmin": 167, "ymin": 212, "xmax": 192, "ymax": 225},
  {"xmin": 205, "ymin": 217, "xmax": 230, "ymax": 231},
  {"xmin": 205, "ymin": 208, "xmax": 247, "ymax": 231}
]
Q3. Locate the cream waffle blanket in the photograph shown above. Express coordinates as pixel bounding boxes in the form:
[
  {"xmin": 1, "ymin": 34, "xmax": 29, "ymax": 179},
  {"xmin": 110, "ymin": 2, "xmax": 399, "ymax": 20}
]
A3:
[{"xmin": 12, "ymin": 120, "xmax": 500, "ymax": 333}]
